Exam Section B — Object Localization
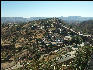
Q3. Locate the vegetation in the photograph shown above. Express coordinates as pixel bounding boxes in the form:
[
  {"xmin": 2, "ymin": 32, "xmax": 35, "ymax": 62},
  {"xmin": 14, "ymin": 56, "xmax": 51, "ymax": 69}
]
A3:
[
  {"xmin": 71, "ymin": 46, "xmax": 93, "ymax": 70},
  {"xmin": 1, "ymin": 18, "xmax": 93, "ymax": 70}
]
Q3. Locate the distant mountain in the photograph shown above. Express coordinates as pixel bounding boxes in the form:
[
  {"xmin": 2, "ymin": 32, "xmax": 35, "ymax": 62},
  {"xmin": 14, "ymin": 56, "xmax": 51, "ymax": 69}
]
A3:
[
  {"xmin": 1, "ymin": 16, "xmax": 93, "ymax": 24},
  {"xmin": 27, "ymin": 17, "xmax": 48, "ymax": 21},
  {"xmin": 1, "ymin": 17, "xmax": 27, "ymax": 23},
  {"xmin": 59, "ymin": 16, "xmax": 93, "ymax": 24},
  {"xmin": 1, "ymin": 17, "xmax": 48, "ymax": 24}
]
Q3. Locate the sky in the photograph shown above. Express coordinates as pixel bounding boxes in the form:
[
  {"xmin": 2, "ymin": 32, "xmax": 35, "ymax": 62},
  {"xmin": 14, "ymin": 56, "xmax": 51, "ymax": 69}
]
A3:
[{"xmin": 1, "ymin": 1, "xmax": 93, "ymax": 18}]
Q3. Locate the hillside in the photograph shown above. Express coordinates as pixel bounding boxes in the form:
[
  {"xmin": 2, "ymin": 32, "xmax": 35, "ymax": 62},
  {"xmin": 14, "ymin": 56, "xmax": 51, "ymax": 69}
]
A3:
[
  {"xmin": 1, "ymin": 18, "xmax": 93, "ymax": 70},
  {"xmin": 70, "ymin": 20, "xmax": 93, "ymax": 35}
]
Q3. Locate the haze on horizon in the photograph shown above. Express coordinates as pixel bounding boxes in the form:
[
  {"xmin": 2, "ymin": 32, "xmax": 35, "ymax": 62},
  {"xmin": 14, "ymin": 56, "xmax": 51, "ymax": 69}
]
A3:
[{"xmin": 1, "ymin": 1, "xmax": 93, "ymax": 18}]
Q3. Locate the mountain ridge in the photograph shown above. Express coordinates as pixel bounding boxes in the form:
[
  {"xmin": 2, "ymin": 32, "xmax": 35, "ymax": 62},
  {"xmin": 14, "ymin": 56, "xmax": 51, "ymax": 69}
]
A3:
[{"xmin": 1, "ymin": 16, "xmax": 93, "ymax": 24}]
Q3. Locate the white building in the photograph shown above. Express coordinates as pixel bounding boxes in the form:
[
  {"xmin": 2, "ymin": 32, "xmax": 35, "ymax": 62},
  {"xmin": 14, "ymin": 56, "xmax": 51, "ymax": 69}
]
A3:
[{"xmin": 64, "ymin": 36, "xmax": 72, "ymax": 40}]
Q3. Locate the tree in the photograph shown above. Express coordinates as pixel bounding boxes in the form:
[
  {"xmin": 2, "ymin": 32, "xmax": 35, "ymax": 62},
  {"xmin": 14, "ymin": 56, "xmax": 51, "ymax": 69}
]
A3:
[
  {"xmin": 70, "ymin": 46, "xmax": 93, "ymax": 70},
  {"xmin": 71, "ymin": 36, "xmax": 83, "ymax": 45}
]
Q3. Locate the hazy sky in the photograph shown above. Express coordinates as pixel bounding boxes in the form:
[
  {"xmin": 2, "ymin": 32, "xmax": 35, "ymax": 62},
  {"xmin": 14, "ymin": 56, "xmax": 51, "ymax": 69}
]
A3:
[{"xmin": 1, "ymin": 1, "xmax": 93, "ymax": 18}]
